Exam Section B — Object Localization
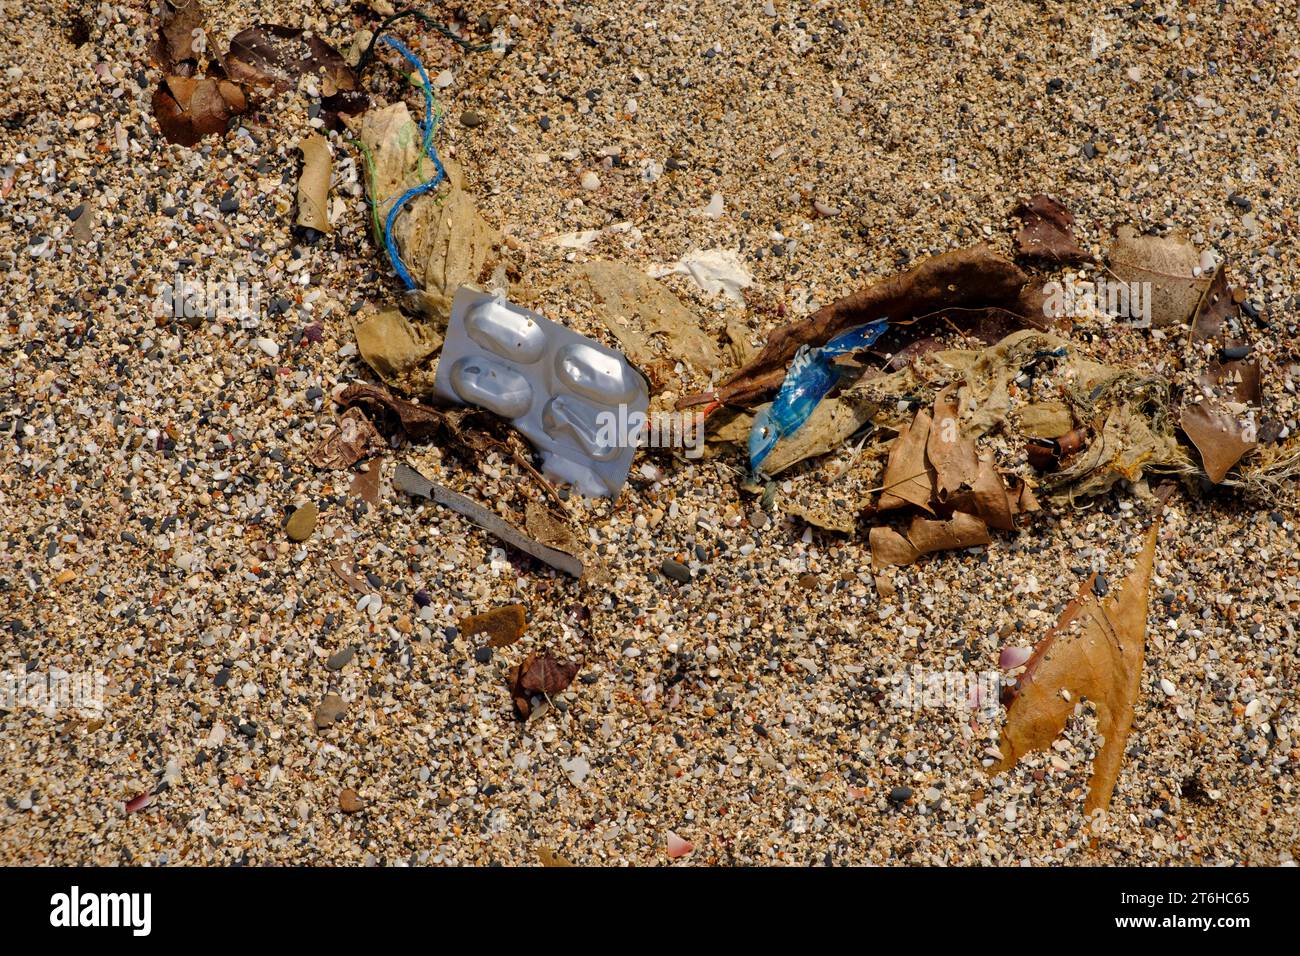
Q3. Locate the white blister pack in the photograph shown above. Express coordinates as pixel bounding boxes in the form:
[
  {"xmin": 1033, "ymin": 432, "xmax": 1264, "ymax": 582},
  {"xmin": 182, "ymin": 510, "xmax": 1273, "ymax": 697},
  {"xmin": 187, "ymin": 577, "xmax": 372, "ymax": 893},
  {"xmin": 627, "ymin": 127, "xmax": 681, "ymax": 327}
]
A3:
[{"xmin": 433, "ymin": 287, "xmax": 650, "ymax": 498}]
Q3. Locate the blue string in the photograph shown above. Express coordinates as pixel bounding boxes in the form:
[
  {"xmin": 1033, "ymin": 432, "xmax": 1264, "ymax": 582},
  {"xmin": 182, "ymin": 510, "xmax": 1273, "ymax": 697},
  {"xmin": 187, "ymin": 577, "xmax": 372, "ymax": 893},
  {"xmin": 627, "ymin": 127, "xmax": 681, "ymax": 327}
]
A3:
[{"xmin": 376, "ymin": 34, "xmax": 446, "ymax": 290}]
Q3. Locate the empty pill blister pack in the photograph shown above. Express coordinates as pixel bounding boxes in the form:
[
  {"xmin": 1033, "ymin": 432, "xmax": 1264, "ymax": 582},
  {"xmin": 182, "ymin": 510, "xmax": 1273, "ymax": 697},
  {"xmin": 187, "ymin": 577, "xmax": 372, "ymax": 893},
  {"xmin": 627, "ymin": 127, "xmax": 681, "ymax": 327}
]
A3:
[{"xmin": 433, "ymin": 286, "xmax": 650, "ymax": 498}]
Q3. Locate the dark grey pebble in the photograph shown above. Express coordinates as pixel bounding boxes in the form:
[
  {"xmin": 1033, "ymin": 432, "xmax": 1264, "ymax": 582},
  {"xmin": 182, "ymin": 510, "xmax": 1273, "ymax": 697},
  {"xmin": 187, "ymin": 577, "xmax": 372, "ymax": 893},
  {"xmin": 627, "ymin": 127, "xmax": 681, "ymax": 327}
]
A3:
[
  {"xmin": 660, "ymin": 558, "xmax": 692, "ymax": 583},
  {"xmin": 888, "ymin": 786, "xmax": 913, "ymax": 804},
  {"xmin": 473, "ymin": 646, "xmax": 492, "ymax": 664},
  {"xmin": 326, "ymin": 645, "xmax": 357, "ymax": 671}
]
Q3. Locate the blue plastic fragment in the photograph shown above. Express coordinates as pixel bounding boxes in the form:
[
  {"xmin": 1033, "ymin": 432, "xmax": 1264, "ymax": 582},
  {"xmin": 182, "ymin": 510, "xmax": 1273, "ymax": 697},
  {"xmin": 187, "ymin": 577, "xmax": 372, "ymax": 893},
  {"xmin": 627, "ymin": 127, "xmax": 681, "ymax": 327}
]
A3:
[{"xmin": 747, "ymin": 319, "xmax": 890, "ymax": 473}]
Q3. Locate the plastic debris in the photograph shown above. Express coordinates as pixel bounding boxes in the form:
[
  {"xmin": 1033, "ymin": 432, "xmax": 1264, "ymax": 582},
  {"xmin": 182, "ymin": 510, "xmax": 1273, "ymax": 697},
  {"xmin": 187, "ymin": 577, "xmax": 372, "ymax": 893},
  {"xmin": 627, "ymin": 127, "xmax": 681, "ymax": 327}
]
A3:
[
  {"xmin": 393, "ymin": 463, "xmax": 584, "ymax": 577},
  {"xmin": 649, "ymin": 248, "xmax": 752, "ymax": 301},
  {"xmin": 748, "ymin": 320, "xmax": 889, "ymax": 473},
  {"xmin": 688, "ymin": 245, "xmax": 1029, "ymax": 408},
  {"xmin": 432, "ymin": 287, "xmax": 650, "ymax": 498}
]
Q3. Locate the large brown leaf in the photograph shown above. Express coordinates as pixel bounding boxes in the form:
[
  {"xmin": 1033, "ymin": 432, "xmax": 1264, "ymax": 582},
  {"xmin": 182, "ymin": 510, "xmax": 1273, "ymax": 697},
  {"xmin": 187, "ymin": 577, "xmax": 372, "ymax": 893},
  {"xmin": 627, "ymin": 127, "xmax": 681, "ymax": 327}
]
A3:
[
  {"xmin": 1108, "ymin": 226, "xmax": 1209, "ymax": 327},
  {"xmin": 990, "ymin": 517, "xmax": 1161, "ymax": 816}
]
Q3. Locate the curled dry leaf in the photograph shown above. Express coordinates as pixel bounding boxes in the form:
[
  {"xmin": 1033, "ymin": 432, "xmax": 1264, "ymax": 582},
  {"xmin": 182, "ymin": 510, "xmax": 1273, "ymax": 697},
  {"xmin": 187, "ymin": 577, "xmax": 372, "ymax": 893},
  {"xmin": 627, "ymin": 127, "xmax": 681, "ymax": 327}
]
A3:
[
  {"xmin": 1179, "ymin": 265, "xmax": 1260, "ymax": 483},
  {"xmin": 1010, "ymin": 194, "xmax": 1090, "ymax": 264},
  {"xmin": 926, "ymin": 386, "xmax": 979, "ymax": 504},
  {"xmin": 295, "ymin": 133, "xmax": 332, "ymax": 233},
  {"xmin": 878, "ymin": 408, "xmax": 935, "ymax": 513},
  {"xmin": 990, "ymin": 517, "xmax": 1162, "ymax": 817},
  {"xmin": 966, "ymin": 456, "xmax": 1015, "ymax": 531},
  {"xmin": 870, "ymin": 511, "xmax": 989, "ymax": 568},
  {"xmin": 905, "ymin": 511, "xmax": 991, "ymax": 553},
  {"xmin": 152, "ymin": 75, "xmax": 247, "ymax": 147},
  {"xmin": 510, "ymin": 653, "xmax": 580, "ymax": 719},
  {"xmin": 310, "ymin": 406, "xmax": 383, "ymax": 469}
]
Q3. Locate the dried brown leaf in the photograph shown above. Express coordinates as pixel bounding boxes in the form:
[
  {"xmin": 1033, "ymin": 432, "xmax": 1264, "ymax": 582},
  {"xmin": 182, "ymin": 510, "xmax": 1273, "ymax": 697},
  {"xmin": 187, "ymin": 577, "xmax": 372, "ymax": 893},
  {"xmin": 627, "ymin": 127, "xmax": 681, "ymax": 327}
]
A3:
[
  {"xmin": 348, "ymin": 459, "xmax": 382, "ymax": 506},
  {"xmin": 153, "ymin": 75, "xmax": 246, "ymax": 146},
  {"xmin": 295, "ymin": 133, "xmax": 332, "ymax": 233},
  {"xmin": 1180, "ymin": 403, "xmax": 1257, "ymax": 484},
  {"xmin": 991, "ymin": 518, "xmax": 1162, "ymax": 816},
  {"xmin": 1179, "ymin": 265, "xmax": 1260, "ymax": 482},
  {"xmin": 878, "ymin": 408, "xmax": 935, "ymax": 513},
  {"xmin": 1108, "ymin": 226, "xmax": 1209, "ymax": 327},
  {"xmin": 310, "ymin": 406, "xmax": 383, "ymax": 469},
  {"xmin": 870, "ymin": 512, "xmax": 989, "ymax": 568},
  {"xmin": 510, "ymin": 653, "xmax": 580, "ymax": 718},
  {"xmin": 905, "ymin": 511, "xmax": 990, "ymax": 554},
  {"xmin": 338, "ymin": 382, "xmax": 463, "ymax": 441},
  {"xmin": 1011, "ymin": 195, "xmax": 1090, "ymax": 264},
  {"xmin": 225, "ymin": 25, "xmax": 357, "ymax": 96},
  {"xmin": 154, "ymin": 0, "xmax": 205, "ymax": 73},
  {"xmin": 926, "ymin": 385, "xmax": 979, "ymax": 503}
]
